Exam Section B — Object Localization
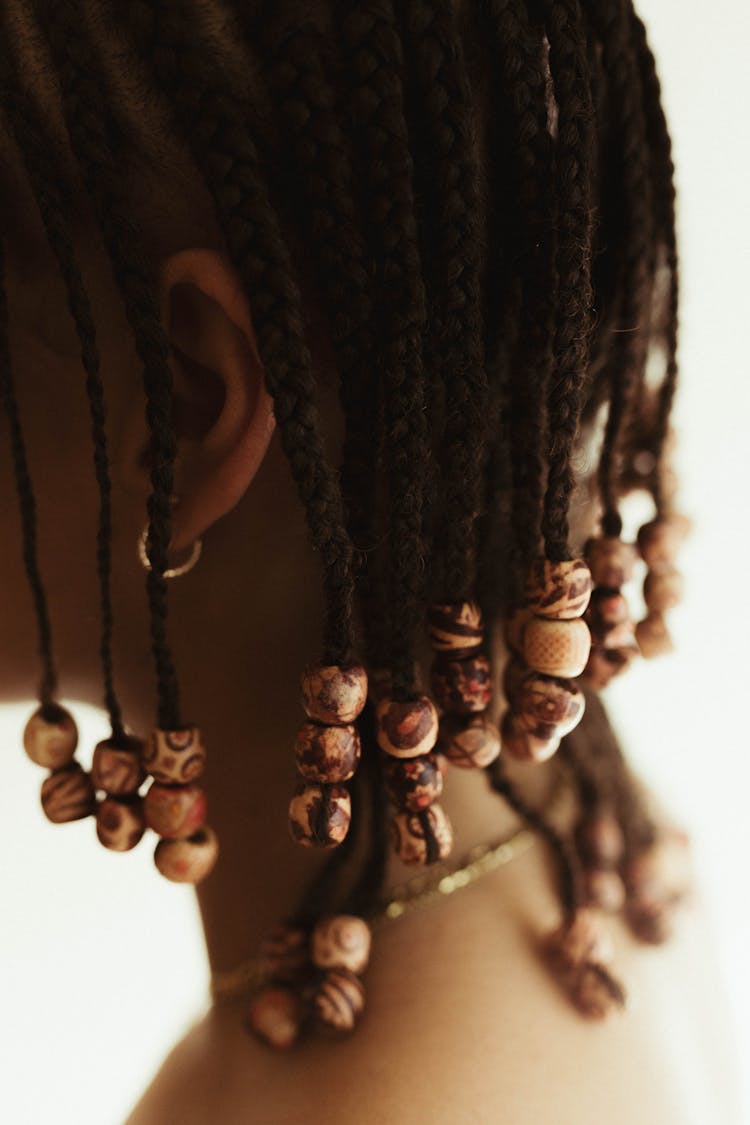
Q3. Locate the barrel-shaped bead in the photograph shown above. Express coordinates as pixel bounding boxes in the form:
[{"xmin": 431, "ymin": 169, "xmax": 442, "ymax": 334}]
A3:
[
  {"xmin": 314, "ymin": 969, "xmax": 365, "ymax": 1033},
  {"xmin": 637, "ymin": 514, "xmax": 691, "ymax": 570},
  {"xmin": 635, "ymin": 612, "xmax": 674, "ymax": 659},
  {"xmin": 294, "ymin": 721, "xmax": 361, "ymax": 784},
  {"xmin": 390, "ymin": 804, "xmax": 453, "ymax": 866},
  {"xmin": 312, "ymin": 915, "xmax": 371, "ymax": 975},
  {"xmin": 516, "ymin": 673, "xmax": 585, "ymax": 736},
  {"xmin": 643, "ymin": 567, "xmax": 684, "ymax": 613},
  {"xmin": 437, "ymin": 712, "xmax": 501, "ymax": 769},
  {"xmin": 144, "ymin": 781, "xmax": 207, "ymax": 840},
  {"xmin": 383, "ymin": 753, "xmax": 443, "ymax": 811},
  {"xmin": 24, "ymin": 705, "xmax": 78, "ymax": 770},
  {"xmin": 427, "ymin": 601, "xmax": 483, "ymax": 658},
  {"xmin": 524, "ymin": 558, "xmax": 593, "ymax": 620},
  {"xmin": 375, "ymin": 696, "xmax": 439, "ymax": 759},
  {"xmin": 288, "ymin": 783, "xmax": 351, "ymax": 848},
  {"xmin": 96, "ymin": 795, "xmax": 146, "ymax": 852},
  {"xmin": 585, "ymin": 869, "xmax": 626, "ymax": 914},
  {"xmin": 302, "ymin": 663, "xmax": 368, "ymax": 725},
  {"xmin": 247, "ymin": 985, "xmax": 302, "ymax": 1050},
  {"xmin": 523, "ymin": 617, "xmax": 591, "ymax": 678},
  {"xmin": 143, "ymin": 726, "xmax": 206, "ymax": 785},
  {"xmin": 41, "ymin": 761, "xmax": 96, "ymax": 823},
  {"xmin": 585, "ymin": 537, "xmax": 638, "ymax": 588},
  {"xmin": 501, "ymin": 711, "xmax": 559, "ymax": 763},
  {"xmin": 91, "ymin": 736, "xmax": 145, "ymax": 795},
  {"xmin": 153, "ymin": 825, "xmax": 219, "ymax": 883},
  {"xmin": 430, "ymin": 653, "xmax": 492, "ymax": 715}
]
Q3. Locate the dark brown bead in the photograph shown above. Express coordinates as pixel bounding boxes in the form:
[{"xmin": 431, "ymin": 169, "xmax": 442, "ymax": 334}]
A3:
[
  {"xmin": 427, "ymin": 601, "xmax": 483, "ymax": 658},
  {"xmin": 516, "ymin": 673, "xmax": 585, "ymax": 736},
  {"xmin": 259, "ymin": 926, "xmax": 309, "ymax": 983},
  {"xmin": 41, "ymin": 761, "xmax": 96, "ymax": 823},
  {"xmin": 437, "ymin": 713, "xmax": 501, "ymax": 769},
  {"xmin": 247, "ymin": 986, "xmax": 302, "ymax": 1050},
  {"xmin": 375, "ymin": 695, "xmax": 439, "ymax": 759},
  {"xmin": 501, "ymin": 711, "xmax": 559, "ymax": 763},
  {"xmin": 91, "ymin": 736, "xmax": 145, "ymax": 795},
  {"xmin": 294, "ymin": 721, "xmax": 361, "ymax": 784},
  {"xmin": 582, "ymin": 645, "xmax": 637, "ymax": 689},
  {"xmin": 586, "ymin": 589, "xmax": 634, "ymax": 648},
  {"xmin": 314, "ymin": 969, "xmax": 365, "ymax": 1033},
  {"xmin": 576, "ymin": 812, "xmax": 625, "ymax": 867},
  {"xmin": 288, "ymin": 783, "xmax": 351, "ymax": 848},
  {"xmin": 585, "ymin": 536, "xmax": 638, "ymax": 589},
  {"xmin": 96, "ymin": 795, "xmax": 146, "ymax": 852},
  {"xmin": 390, "ymin": 804, "xmax": 453, "ymax": 866},
  {"xmin": 144, "ymin": 781, "xmax": 207, "ymax": 839},
  {"xmin": 143, "ymin": 726, "xmax": 206, "ymax": 784},
  {"xmin": 524, "ymin": 558, "xmax": 593, "ymax": 619},
  {"xmin": 153, "ymin": 825, "xmax": 219, "ymax": 884},
  {"xmin": 24, "ymin": 705, "xmax": 78, "ymax": 770},
  {"xmin": 430, "ymin": 653, "xmax": 492, "ymax": 714},
  {"xmin": 637, "ymin": 514, "xmax": 691, "ymax": 570},
  {"xmin": 301, "ymin": 663, "xmax": 368, "ymax": 725},
  {"xmin": 383, "ymin": 753, "xmax": 443, "ymax": 811}
]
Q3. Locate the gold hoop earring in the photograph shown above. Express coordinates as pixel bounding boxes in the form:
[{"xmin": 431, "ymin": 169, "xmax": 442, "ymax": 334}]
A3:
[{"xmin": 137, "ymin": 527, "xmax": 203, "ymax": 579}]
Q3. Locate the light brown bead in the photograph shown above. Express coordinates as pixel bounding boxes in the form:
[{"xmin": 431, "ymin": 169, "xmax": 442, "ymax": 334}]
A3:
[
  {"xmin": 247, "ymin": 985, "xmax": 302, "ymax": 1050},
  {"xmin": 427, "ymin": 601, "xmax": 483, "ymax": 658},
  {"xmin": 585, "ymin": 869, "xmax": 626, "ymax": 913},
  {"xmin": 430, "ymin": 653, "xmax": 492, "ymax": 715},
  {"xmin": 524, "ymin": 558, "xmax": 593, "ymax": 620},
  {"xmin": 576, "ymin": 812, "xmax": 625, "ymax": 867},
  {"xmin": 437, "ymin": 713, "xmax": 501, "ymax": 769},
  {"xmin": 501, "ymin": 711, "xmax": 559, "ymax": 763},
  {"xmin": 643, "ymin": 567, "xmax": 684, "ymax": 613},
  {"xmin": 96, "ymin": 796, "xmax": 146, "ymax": 852},
  {"xmin": 582, "ymin": 645, "xmax": 636, "ymax": 689},
  {"xmin": 637, "ymin": 514, "xmax": 691, "ymax": 570},
  {"xmin": 153, "ymin": 825, "xmax": 219, "ymax": 884},
  {"xmin": 314, "ymin": 969, "xmax": 365, "ymax": 1033},
  {"xmin": 375, "ymin": 695, "xmax": 439, "ymax": 759},
  {"xmin": 505, "ymin": 608, "xmax": 531, "ymax": 655},
  {"xmin": 545, "ymin": 908, "xmax": 614, "ymax": 972},
  {"xmin": 312, "ymin": 915, "xmax": 372, "ymax": 975},
  {"xmin": 294, "ymin": 722, "xmax": 361, "ymax": 784},
  {"xmin": 143, "ymin": 726, "xmax": 206, "ymax": 785},
  {"xmin": 585, "ymin": 536, "xmax": 638, "ymax": 588},
  {"xmin": 635, "ymin": 612, "xmax": 674, "ymax": 659},
  {"xmin": 288, "ymin": 783, "xmax": 351, "ymax": 848},
  {"xmin": 41, "ymin": 762, "xmax": 96, "ymax": 823},
  {"xmin": 24, "ymin": 705, "xmax": 78, "ymax": 770},
  {"xmin": 586, "ymin": 588, "xmax": 633, "ymax": 647},
  {"xmin": 301, "ymin": 663, "xmax": 368, "ymax": 725},
  {"xmin": 568, "ymin": 962, "xmax": 626, "ymax": 1019},
  {"xmin": 259, "ymin": 926, "xmax": 309, "ymax": 983},
  {"xmin": 91, "ymin": 736, "xmax": 145, "ymax": 795},
  {"xmin": 383, "ymin": 753, "xmax": 443, "ymax": 811},
  {"xmin": 390, "ymin": 804, "xmax": 453, "ymax": 866},
  {"xmin": 516, "ymin": 673, "xmax": 585, "ymax": 736},
  {"xmin": 144, "ymin": 781, "xmax": 207, "ymax": 839},
  {"xmin": 523, "ymin": 616, "xmax": 591, "ymax": 678}
]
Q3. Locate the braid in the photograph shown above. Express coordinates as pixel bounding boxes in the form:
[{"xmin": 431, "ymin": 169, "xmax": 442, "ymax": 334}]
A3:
[
  {"xmin": 39, "ymin": 0, "xmax": 181, "ymax": 729},
  {"xmin": 539, "ymin": 0, "xmax": 595, "ymax": 560},
  {"xmin": 2, "ymin": 66, "xmax": 124, "ymax": 739}
]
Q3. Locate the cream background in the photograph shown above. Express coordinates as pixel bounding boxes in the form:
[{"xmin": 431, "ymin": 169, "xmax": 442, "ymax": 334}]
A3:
[{"xmin": 2, "ymin": 1, "xmax": 749, "ymax": 1120}]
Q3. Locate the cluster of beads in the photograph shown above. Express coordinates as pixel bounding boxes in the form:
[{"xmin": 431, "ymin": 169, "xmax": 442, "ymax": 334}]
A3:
[
  {"xmin": 575, "ymin": 807, "xmax": 626, "ymax": 913},
  {"xmin": 503, "ymin": 560, "xmax": 592, "ymax": 761},
  {"xmin": 635, "ymin": 513, "xmax": 690, "ymax": 658},
  {"xmin": 142, "ymin": 726, "xmax": 218, "ymax": 883},
  {"xmin": 581, "ymin": 537, "xmax": 639, "ymax": 690},
  {"xmin": 92, "ymin": 733, "xmax": 146, "ymax": 852},
  {"xmin": 247, "ymin": 914, "xmax": 372, "ymax": 1049},
  {"xmin": 24, "ymin": 705, "xmax": 96, "ymax": 825},
  {"xmin": 544, "ymin": 908, "xmax": 625, "ymax": 1019},
  {"xmin": 288, "ymin": 664, "xmax": 368, "ymax": 849}
]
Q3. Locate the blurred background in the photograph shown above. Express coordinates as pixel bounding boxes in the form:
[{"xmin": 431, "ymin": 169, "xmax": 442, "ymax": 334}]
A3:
[{"xmin": 2, "ymin": 0, "xmax": 749, "ymax": 1121}]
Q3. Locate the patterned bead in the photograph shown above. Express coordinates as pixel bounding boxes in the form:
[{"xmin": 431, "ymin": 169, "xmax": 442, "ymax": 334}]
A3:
[
  {"xmin": 501, "ymin": 711, "xmax": 559, "ymax": 763},
  {"xmin": 302, "ymin": 663, "xmax": 368, "ymax": 725},
  {"xmin": 546, "ymin": 909, "xmax": 614, "ymax": 971},
  {"xmin": 427, "ymin": 601, "xmax": 483, "ymax": 658},
  {"xmin": 247, "ymin": 985, "xmax": 302, "ymax": 1050},
  {"xmin": 585, "ymin": 537, "xmax": 638, "ymax": 588},
  {"xmin": 144, "ymin": 782, "xmax": 207, "ymax": 840},
  {"xmin": 637, "ymin": 514, "xmax": 691, "ymax": 570},
  {"xmin": 314, "ymin": 969, "xmax": 365, "ymax": 1033},
  {"xmin": 91, "ymin": 736, "xmax": 145, "ymax": 795},
  {"xmin": 430, "ymin": 654, "xmax": 492, "ymax": 715},
  {"xmin": 383, "ymin": 753, "xmax": 443, "ymax": 811},
  {"xmin": 523, "ymin": 616, "xmax": 591, "ymax": 678},
  {"xmin": 635, "ymin": 612, "xmax": 674, "ymax": 659},
  {"xmin": 582, "ymin": 645, "xmax": 636, "ymax": 689},
  {"xmin": 41, "ymin": 761, "xmax": 96, "ymax": 823},
  {"xmin": 586, "ymin": 588, "xmax": 630, "ymax": 644},
  {"xmin": 524, "ymin": 558, "xmax": 593, "ymax": 620},
  {"xmin": 375, "ymin": 695, "xmax": 439, "ymax": 759},
  {"xmin": 516, "ymin": 673, "xmax": 585, "ymax": 736},
  {"xmin": 312, "ymin": 915, "xmax": 371, "ymax": 974},
  {"xmin": 585, "ymin": 869, "xmax": 626, "ymax": 913},
  {"xmin": 643, "ymin": 567, "xmax": 684, "ymax": 613},
  {"xmin": 505, "ymin": 608, "xmax": 531, "ymax": 655},
  {"xmin": 95, "ymin": 796, "xmax": 146, "ymax": 852},
  {"xmin": 437, "ymin": 713, "xmax": 501, "ymax": 769},
  {"xmin": 23, "ymin": 705, "xmax": 78, "ymax": 770},
  {"xmin": 259, "ymin": 926, "xmax": 309, "ymax": 983},
  {"xmin": 294, "ymin": 722, "xmax": 360, "ymax": 784},
  {"xmin": 142, "ymin": 726, "xmax": 206, "ymax": 785},
  {"xmin": 153, "ymin": 825, "xmax": 219, "ymax": 883},
  {"xmin": 390, "ymin": 804, "xmax": 453, "ymax": 866},
  {"xmin": 288, "ymin": 783, "xmax": 351, "ymax": 848}
]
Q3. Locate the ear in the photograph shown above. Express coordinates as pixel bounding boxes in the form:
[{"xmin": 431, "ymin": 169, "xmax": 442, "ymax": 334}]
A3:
[{"xmin": 157, "ymin": 248, "xmax": 275, "ymax": 552}]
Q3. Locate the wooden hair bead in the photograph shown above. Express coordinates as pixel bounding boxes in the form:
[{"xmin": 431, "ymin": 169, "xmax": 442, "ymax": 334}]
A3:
[
  {"xmin": 314, "ymin": 968, "xmax": 365, "ymax": 1034},
  {"xmin": 153, "ymin": 825, "xmax": 219, "ymax": 884},
  {"xmin": 247, "ymin": 985, "xmax": 302, "ymax": 1050},
  {"xmin": 576, "ymin": 811, "xmax": 625, "ymax": 867},
  {"xmin": 635, "ymin": 612, "xmax": 674, "ymax": 659},
  {"xmin": 294, "ymin": 722, "xmax": 361, "ymax": 784},
  {"xmin": 24, "ymin": 705, "xmax": 78, "ymax": 770},
  {"xmin": 301, "ymin": 663, "xmax": 368, "ymax": 725},
  {"xmin": 427, "ymin": 601, "xmax": 483, "ymax": 658},
  {"xmin": 375, "ymin": 695, "xmax": 439, "ymax": 759},
  {"xmin": 586, "ymin": 588, "xmax": 631, "ymax": 645},
  {"xmin": 382, "ymin": 753, "xmax": 443, "ymax": 811},
  {"xmin": 91, "ymin": 736, "xmax": 145, "ymax": 795},
  {"xmin": 523, "ymin": 616, "xmax": 591, "ymax": 679},
  {"xmin": 143, "ymin": 726, "xmax": 206, "ymax": 785},
  {"xmin": 585, "ymin": 869, "xmax": 626, "ymax": 914},
  {"xmin": 546, "ymin": 909, "xmax": 614, "ymax": 972},
  {"xmin": 437, "ymin": 713, "xmax": 501, "ymax": 769},
  {"xmin": 524, "ymin": 558, "xmax": 593, "ymax": 620},
  {"xmin": 501, "ymin": 711, "xmax": 559, "ymax": 763},
  {"xmin": 144, "ymin": 781, "xmax": 207, "ymax": 840},
  {"xmin": 259, "ymin": 926, "xmax": 309, "ymax": 983},
  {"xmin": 430, "ymin": 653, "xmax": 492, "ymax": 715},
  {"xmin": 584, "ymin": 536, "xmax": 638, "ymax": 588},
  {"xmin": 288, "ymin": 783, "xmax": 351, "ymax": 848},
  {"xmin": 40, "ymin": 761, "xmax": 96, "ymax": 823},
  {"xmin": 312, "ymin": 915, "xmax": 372, "ymax": 975},
  {"xmin": 516, "ymin": 673, "xmax": 585, "ymax": 736},
  {"xmin": 390, "ymin": 804, "xmax": 453, "ymax": 866},
  {"xmin": 637, "ymin": 514, "xmax": 691, "ymax": 570},
  {"xmin": 582, "ymin": 645, "xmax": 636, "ymax": 689},
  {"xmin": 95, "ymin": 795, "xmax": 146, "ymax": 852},
  {"xmin": 643, "ymin": 567, "xmax": 684, "ymax": 613}
]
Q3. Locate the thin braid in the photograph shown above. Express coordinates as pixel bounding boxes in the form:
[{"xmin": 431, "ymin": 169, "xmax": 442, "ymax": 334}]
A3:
[
  {"xmin": 1, "ymin": 70, "xmax": 125, "ymax": 739},
  {"xmin": 38, "ymin": 0, "xmax": 180, "ymax": 729},
  {"xmin": 339, "ymin": 0, "xmax": 430, "ymax": 697},
  {"xmin": 540, "ymin": 0, "xmax": 596, "ymax": 560},
  {"xmin": 126, "ymin": 0, "xmax": 357, "ymax": 665},
  {"xmin": 398, "ymin": 0, "xmax": 488, "ymax": 601}
]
